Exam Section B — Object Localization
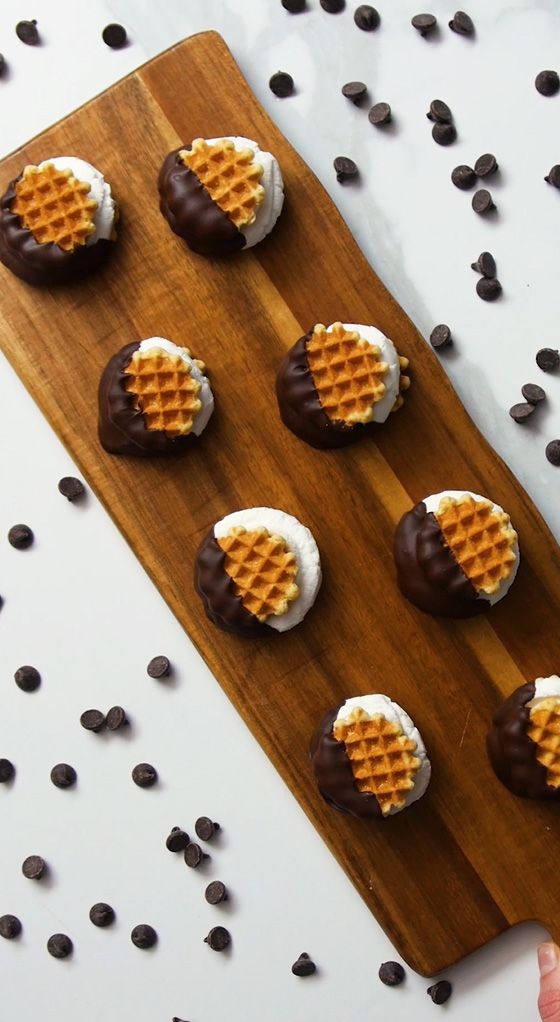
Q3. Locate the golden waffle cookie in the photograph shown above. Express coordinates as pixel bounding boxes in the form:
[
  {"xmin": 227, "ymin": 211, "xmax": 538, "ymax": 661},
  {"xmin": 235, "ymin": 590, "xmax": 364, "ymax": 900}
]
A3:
[
  {"xmin": 435, "ymin": 495, "xmax": 517, "ymax": 596},
  {"xmin": 11, "ymin": 163, "xmax": 98, "ymax": 251},
  {"xmin": 217, "ymin": 526, "xmax": 299, "ymax": 621},
  {"xmin": 333, "ymin": 707, "xmax": 421, "ymax": 816},
  {"xmin": 179, "ymin": 139, "xmax": 264, "ymax": 229},
  {"xmin": 527, "ymin": 698, "xmax": 560, "ymax": 788},
  {"xmin": 306, "ymin": 323, "xmax": 389, "ymax": 425},
  {"xmin": 124, "ymin": 347, "xmax": 202, "ymax": 438}
]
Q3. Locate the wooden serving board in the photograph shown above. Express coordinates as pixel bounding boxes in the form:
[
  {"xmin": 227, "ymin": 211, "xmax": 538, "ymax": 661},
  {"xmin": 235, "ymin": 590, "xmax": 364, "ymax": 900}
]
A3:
[{"xmin": 1, "ymin": 32, "xmax": 560, "ymax": 977}]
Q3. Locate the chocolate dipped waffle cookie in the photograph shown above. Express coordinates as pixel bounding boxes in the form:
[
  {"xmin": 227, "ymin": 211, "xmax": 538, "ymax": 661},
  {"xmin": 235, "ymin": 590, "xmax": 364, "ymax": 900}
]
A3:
[{"xmin": 487, "ymin": 677, "xmax": 560, "ymax": 800}]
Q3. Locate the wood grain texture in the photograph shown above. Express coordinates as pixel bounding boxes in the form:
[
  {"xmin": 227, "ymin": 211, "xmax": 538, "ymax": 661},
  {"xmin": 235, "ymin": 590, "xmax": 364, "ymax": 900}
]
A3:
[{"xmin": 1, "ymin": 32, "xmax": 559, "ymax": 976}]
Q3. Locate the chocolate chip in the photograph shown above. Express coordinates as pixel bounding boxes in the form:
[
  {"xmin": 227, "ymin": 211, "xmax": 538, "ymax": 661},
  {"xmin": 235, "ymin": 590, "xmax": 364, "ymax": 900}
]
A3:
[
  {"xmin": 320, "ymin": 0, "xmax": 345, "ymax": 11},
  {"xmin": 14, "ymin": 665, "xmax": 41, "ymax": 692},
  {"xmin": 342, "ymin": 81, "xmax": 367, "ymax": 103},
  {"xmin": 58, "ymin": 476, "xmax": 85, "ymax": 501},
  {"xmin": 269, "ymin": 71, "xmax": 294, "ymax": 97},
  {"xmin": 544, "ymin": 166, "xmax": 560, "ymax": 188},
  {"xmin": 102, "ymin": 23, "xmax": 128, "ymax": 48},
  {"xmin": 50, "ymin": 763, "xmax": 77, "ymax": 789},
  {"xmin": 472, "ymin": 188, "xmax": 495, "ymax": 214},
  {"xmin": 0, "ymin": 759, "xmax": 15, "ymax": 783},
  {"xmin": 80, "ymin": 709, "xmax": 106, "ymax": 733},
  {"xmin": 449, "ymin": 11, "xmax": 474, "ymax": 35},
  {"xmin": 195, "ymin": 816, "xmax": 220, "ymax": 842},
  {"xmin": 0, "ymin": 54, "xmax": 7, "ymax": 75},
  {"xmin": 0, "ymin": 915, "xmax": 21, "ymax": 939},
  {"xmin": 292, "ymin": 952, "xmax": 317, "ymax": 976},
  {"xmin": 204, "ymin": 926, "xmax": 231, "ymax": 951},
  {"xmin": 476, "ymin": 277, "xmax": 502, "ymax": 301},
  {"xmin": 509, "ymin": 402, "xmax": 535, "ymax": 423},
  {"xmin": 535, "ymin": 70, "xmax": 559, "ymax": 96},
  {"xmin": 474, "ymin": 152, "xmax": 498, "ymax": 177},
  {"xmin": 354, "ymin": 5, "xmax": 380, "ymax": 30},
  {"xmin": 536, "ymin": 348, "xmax": 560, "ymax": 372},
  {"xmin": 166, "ymin": 827, "xmax": 189, "ymax": 852},
  {"xmin": 521, "ymin": 383, "xmax": 546, "ymax": 404},
  {"xmin": 546, "ymin": 439, "xmax": 560, "ymax": 465},
  {"xmin": 432, "ymin": 122, "xmax": 456, "ymax": 146},
  {"xmin": 411, "ymin": 13, "xmax": 437, "ymax": 35},
  {"xmin": 132, "ymin": 763, "xmax": 157, "ymax": 788},
  {"xmin": 471, "ymin": 251, "xmax": 496, "ymax": 277},
  {"xmin": 184, "ymin": 843, "xmax": 208, "ymax": 868},
  {"xmin": 451, "ymin": 165, "xmax": 476, "ymax": 189},
  {"xmin": 147, "ymin": 655, "xmax": 171, "ymax": 679},
  {"xmin": 427, "ymin": 99, "xmax": 452, "ymax": 123},
  {"xmin": 430, "ymin": 324, "xmax": 452, "ymax": 350},
  {"xmin": 47, "ymin": 933, "xmax": 73, "ymax": 959},
  {"xmin": 8, "ymin": 524, "xmax": 34, "ymax": 549},
  {"xmin": 368, "ymin": 102, "xmax": 392, "ymax": 125},
  {"xmin": 427, "ymin": 980, "xmax": 452, "ymax": 1004},
  {"xmin": 89, "ymin": 902, "xmax": 115, "ymax": 927},
  {"xmin": 333, "ymin": 156, "xmax": 359, "ymax": 183},
  {"xmin": 131, "ymin": 923, "xmax": 157, "ymax": 949},
  {"xmin": 106, "ymin": 705, "xmax": 128, "ymax": 731},
  {"xmin": 282, "ymin": 0, "xmax": 306, "ymax": 10},
  {"xmin": 15, "ymin": 20, "xmax": 39, "ymax": 45},
  {"xmin": 205, "ymin": 881, "xmax": 228, "ymax": 905},
  {"xmin": 379, "ymin": 961, "xmax": 405, "ymax": 986},
  {"xmin": 22, "ymin": 855, "xmax": 46, "ymax": 880}
]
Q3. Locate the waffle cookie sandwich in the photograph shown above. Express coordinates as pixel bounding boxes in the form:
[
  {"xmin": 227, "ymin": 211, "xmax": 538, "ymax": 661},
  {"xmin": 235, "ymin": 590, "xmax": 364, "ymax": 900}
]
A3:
[
  {"xmin": 98, "ymin": 337, "xmax": 214, "ymax": 456},
  {"xmin": 310, "ymin": 694, "xmax": 431, "ymax": 819},
  {"xmin": 394, "ymin": 489, "xmax": 520, "ymax": 618},
  {"xmin": 487, "ymin": 677, "xmax": 560, "ymax": 800},
  {"xmin": 0, "ymin": 156, "xmax": 117, "ymax": 285},
  {"xmin": 195, "ymin": 507, "xmax": 321, "ymax": 637},
  {"xmin": 158, "ymin": 136, "xmax": 284, "ymax": 256},
  {"xmin": 276, "ymin": 322, "xmax": 410, "ymax": 449}
]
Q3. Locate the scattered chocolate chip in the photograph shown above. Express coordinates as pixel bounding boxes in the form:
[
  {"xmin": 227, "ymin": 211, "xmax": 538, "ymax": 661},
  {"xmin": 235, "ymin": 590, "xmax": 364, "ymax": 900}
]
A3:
[
  {"xmin": 474, "ymin": 152, "xmax": 498, "ymax": 177},
  {"xmin": 58, "ymin": 476, "xmax": 85, "ymax": 501},
  {"xmin": 449, "ymin": 10, "xmax": 474, "ymax": 35},
  {"xmin": 102, "ymin": 23, "xmax": 128, "ymax": 48},
  {"xmin": 292, "ymin": 952, "xmax": 317, "ymax": 976},
  {"xmin": 15, "ymin": 20, "xmax": 39, "ymax": 45},
  {"xmin": 536, "ymin": 348, "xmax": 560, "ymax": 372},
  {"xmin": 354, "ymin": 5, "xmax": 379, "ymax": 30},
  {"xmin": 427, "ymin": 980, "xmax": 453, "ymax": 1004},
  {"xmin": 472, "ymin": 188, "xmax": 495, "ymax": 214},
  {"xmin": 89, "ymin": 902, "xmax": 115, "ymax": 927},
  {"xmin": 427, "ymin": 99, "xmax": 452, "ymax": 123},
  {"xmin": 521, "ymin": 383, "xmax": 546, "ymax": 404},
  {"xmin": 432, "ymin": 122, "xmax": 456, "ymax": 146},
  {"xmin": 106, "ymin": 705, "xmax": 128, "ymax": 731},
  {"xmin": 195, "ymin": 816, "xmax": 220, "ymax": 842},
  {"xmin": 342, "ymin": 81, "xmax": 367, "ymax": 103},
  {"xmin": 282, "ymin": 0, "xmax": 306, "ymax": 10},
  {"xmin": 379, "ymin": 961, "xmax": 405, "ymax": 986},
  {"xmin": 205, "ymin": 881, "xmax": 228, "ymax": 905},
  {"xmin": 411, "ymin": 13, "xmax": 437, "ymax": 35},
  {"xmin": 147, "ymin": 655, "xmax": 171, "ymax": 679},
  {"xmin": 0, "ymin": 915, "xmax": 21, "ymax": 939},
  {"xmin": 50, "ymin": 763, "xmax": 77, "ymax": 789},
  {"xmin": 451, "ymin": 164, "xmax": 476, "ymax": 189},
  {"xmin": 166, "ymin": 827, "xmax": 189, "ymax": 852},
  {"xmin": 333, "ymin": 156, "xmax": 359, "ymax": 183},
  {"xmin": 0, "ymin": 54, "xmax": 6, "ymax": 75},
  {"xmin": 509, "ymin": 402, "xmax": 535, "ymax": 423},
  {"xmin": 535, "ymin": 70, "xmax": 559, "ymax": 97},
  {"xmin": 8, "ymin": 524, "xmax": 34, "ymax": 550},
  {"xmin": 131, "ymin": 923, "xmax": 157, "ymax": 949},
  {"xmin": 320, "ymin": 0, "xmax": 345, "ymax": 11},
  {"xmin": 476, "ymin": 277, "xmax": 502, "ymax": 301},
  {"xmin": 546, "ymin": 439, "xmax": 560, "ymax": 465},
  {"xmin": 430, "ymin": 324, "xmax": 452, "ymax": 350},
  {"xmin": 0, "ymin": 759, "xmax": 15, "ymax": 783},
  {"xmin": 80, "ymin": 709, "xmax": 106, "ymax": 733},
  {"xmin": 22, "ymin": 855, "xmax": 46, "ymax": 880},
  {"xmin": 269, "ymin": 71, "xmax": 294, "ymax": 98},
  {"xmin": 544, "ymin": 165, "xmax": 560, "ymax": 188},
  {"xmin": 368, "ymin": 102, "xmax": 392, "ymax": 125},
  {"xmin": 132, "ymin": 763, "xmax": 157, "ymax": 788},
  {"xmin": 204, "ymin": 926, "xmax": 231, "ymax": 951},
  {"xmin": 14, "ymin": 665, "xmax": 41, "ymax": 692},
  {"xmin": 471, "ymin": 251, "xmax": 496, "ymax": 277},
  {"xmin": 184, "ymin": 843, "xmax": 208, "ymax": 868},
  {"xmin": 47, "ymin": 933, "xmax": 73, "ymax": 959}
]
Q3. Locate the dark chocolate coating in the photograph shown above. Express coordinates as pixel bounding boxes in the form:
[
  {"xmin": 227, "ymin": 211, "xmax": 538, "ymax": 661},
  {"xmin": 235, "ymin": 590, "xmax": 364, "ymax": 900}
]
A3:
[
  {"xmin": 487, "ymin": 682, "xmax": 560, "ymax": 800},
  {"xmin": 394, "ymin": 501, "xmax": 484, "ymax": 618},
  {"xmin": 194, "ymin": 530, "xmax": 271, "ymax": 637},
  {"xmin": 309, "ymin": 708, "xmax": 382, "ymax": 818},
  {"xmin": 98, "ymin": 341, "xmax": 197, "ymax": 456},
  {"xmin": 158, "ymin": 149, "xmax": 245, "ymax": 257},
  {"xmin": 0, "ymin": 173, "xmax": 114, "ymax": 286},
  {"xmin": 276, "ymin": 333, "xmax": 378, "ymax": 449}
]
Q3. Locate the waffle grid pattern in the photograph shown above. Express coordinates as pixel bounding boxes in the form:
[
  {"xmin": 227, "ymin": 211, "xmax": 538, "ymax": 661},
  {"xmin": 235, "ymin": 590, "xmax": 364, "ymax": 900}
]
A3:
[
  {"xmin": 333, "ymin": 707, "xmax": 421, "ymax": 816},
  {"xmin": 527, "ymin": 698, "xmax": 560, "ymax": 788},
  {"xmin": 307, "ymin": 323, "xmax": 388, "ymax": 425},
  {"xmin": 180, "ymin": 138, "xmax": 264, "ymax": 229},
  {"xmin": 217, "ymin": 526, "xmax": 299, "ymax": 621},
  {"xmin": 11, "ymin": 163, "xmax": 97, "ymax": 251},
  {"xmin": 124, "ymin": 348, "xmax": 202, "ymax": 438},
  {"xmin": 435, "ymin": 495, "xmax": 517, "ymax": 595}
]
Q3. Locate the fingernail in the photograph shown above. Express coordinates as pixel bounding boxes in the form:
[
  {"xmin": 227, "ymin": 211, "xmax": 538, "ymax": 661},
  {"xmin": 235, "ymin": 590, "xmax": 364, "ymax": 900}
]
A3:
[{"xmin": 538, "ymin": 943, "xmax": 559, "ymax": 977}]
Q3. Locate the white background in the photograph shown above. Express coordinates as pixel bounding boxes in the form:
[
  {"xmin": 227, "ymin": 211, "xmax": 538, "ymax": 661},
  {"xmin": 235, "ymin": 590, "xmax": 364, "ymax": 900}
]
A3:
[{"xmin": 0, "ymin": 1, "xmax": 557, "ymax": 1019}]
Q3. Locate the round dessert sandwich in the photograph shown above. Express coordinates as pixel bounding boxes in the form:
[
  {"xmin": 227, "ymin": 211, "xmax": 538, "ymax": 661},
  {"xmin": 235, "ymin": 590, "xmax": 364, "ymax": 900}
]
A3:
[
  {"xmin": 394, "ymin": 489, "xmax": 519, "ymax": 618},
  {"xmin": 158, "ymin": 136, "xmax": 284, "ymax": 256},
  {"xmin": 276, "ymin": 322, "xmax": 410, "ymax": 449},
  {"xmin": 310, "ymin": 694, "xmax": 431, "ymax": 819},
  {"xmin": 0, "ymin": 156, "xmax": 117, "ymax": 285},
  {"xmin": 195, "ymin": 507, "xmax": 321, "ymax": 637},
  {"xmin": 487, "ymin": 676, "xmax": 560, "ymax": 800},
  {"xmin": 98, "ymin": 337, "xmax": 214, "ymax": 456}
]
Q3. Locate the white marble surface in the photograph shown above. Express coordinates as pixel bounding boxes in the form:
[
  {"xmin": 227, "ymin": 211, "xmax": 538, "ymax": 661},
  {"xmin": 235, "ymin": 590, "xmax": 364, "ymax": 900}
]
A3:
[{"xmin": 0, "ymin": 1, "xmax": 557, "ymax": 1019}]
